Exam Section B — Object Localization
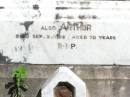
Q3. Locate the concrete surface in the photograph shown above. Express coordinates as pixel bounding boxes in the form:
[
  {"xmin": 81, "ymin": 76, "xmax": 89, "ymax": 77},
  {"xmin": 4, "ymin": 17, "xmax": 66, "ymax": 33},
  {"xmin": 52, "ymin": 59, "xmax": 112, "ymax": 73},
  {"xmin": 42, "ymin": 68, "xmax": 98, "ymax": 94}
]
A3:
[{"xmin": 1, "ymin": 64, "xmax": 130, "ymax": 97}]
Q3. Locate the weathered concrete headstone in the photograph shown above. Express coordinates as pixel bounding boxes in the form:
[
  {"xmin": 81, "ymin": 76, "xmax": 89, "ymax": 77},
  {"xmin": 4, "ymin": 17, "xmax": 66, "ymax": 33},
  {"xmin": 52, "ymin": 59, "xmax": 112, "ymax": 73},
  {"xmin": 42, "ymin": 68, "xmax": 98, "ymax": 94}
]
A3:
[
  {"xmin": 0, "ymin": 0, "xmax": 130, "ymax": 65},
  {"xmin": 41, "ymin": 66, "xmax": 89, "ymax": 97}
]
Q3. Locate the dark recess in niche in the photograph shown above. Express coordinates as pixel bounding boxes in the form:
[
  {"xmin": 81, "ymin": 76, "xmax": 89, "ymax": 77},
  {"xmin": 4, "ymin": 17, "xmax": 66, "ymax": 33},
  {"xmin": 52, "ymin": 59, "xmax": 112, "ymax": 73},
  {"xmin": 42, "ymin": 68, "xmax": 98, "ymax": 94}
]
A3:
[{"xmin": 54, "ymin": 82, "xmax": 75, "ymax": 97}]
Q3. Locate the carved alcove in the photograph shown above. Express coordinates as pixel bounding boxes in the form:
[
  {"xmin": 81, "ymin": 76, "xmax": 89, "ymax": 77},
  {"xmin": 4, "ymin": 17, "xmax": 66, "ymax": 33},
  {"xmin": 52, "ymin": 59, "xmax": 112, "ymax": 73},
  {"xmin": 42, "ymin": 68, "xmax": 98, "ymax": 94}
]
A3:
[
  {"xmin": 41, "ymin": 67, "xmax": 89, "ymax": 97},
  {"xmin": 54, "ymin": 82, "xmax": 75, "ymax": 97}
]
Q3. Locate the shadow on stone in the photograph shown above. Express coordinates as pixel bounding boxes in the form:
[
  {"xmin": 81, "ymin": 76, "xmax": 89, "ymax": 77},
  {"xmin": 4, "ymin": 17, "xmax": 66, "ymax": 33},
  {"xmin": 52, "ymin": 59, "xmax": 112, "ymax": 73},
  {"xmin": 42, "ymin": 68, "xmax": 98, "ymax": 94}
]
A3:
[{"xmin": 36, "ymin": 89, "xmax": 41, "ymax": 97}]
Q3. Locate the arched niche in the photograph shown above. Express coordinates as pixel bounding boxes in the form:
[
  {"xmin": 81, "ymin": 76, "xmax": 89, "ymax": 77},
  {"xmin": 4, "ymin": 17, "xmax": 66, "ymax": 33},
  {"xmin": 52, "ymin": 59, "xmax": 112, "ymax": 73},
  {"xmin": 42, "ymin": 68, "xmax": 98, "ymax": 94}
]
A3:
[{"xmin": 41, "ymin": 67, "xmax": 89, "ymax": 97}]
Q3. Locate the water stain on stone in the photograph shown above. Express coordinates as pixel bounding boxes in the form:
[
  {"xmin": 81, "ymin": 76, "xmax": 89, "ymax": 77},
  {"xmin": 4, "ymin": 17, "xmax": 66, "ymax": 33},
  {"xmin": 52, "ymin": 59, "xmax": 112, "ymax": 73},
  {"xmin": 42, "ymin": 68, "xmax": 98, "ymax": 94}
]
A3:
[
  {"xmin": 19, "ymin": 21, "xmax": 33, "ymax": 41},
  {"xmin": 32, "ymin": 3, "xmax": 41, "ymax": 18},
  {"xmin": 20, "ymin": 21, "xmax": 34, "ymax": 32},
  {"xmin": 68, "ymin": 1, "xmax": 77, "ymax": 5},
  {"xmin": 0, "ymin": 6, "xmax": 5, "ymax": 9},
  {"xmin": 55, "ymin": 14, "xmax": 74, "ymax": 20},
  {"xmin": 14, "ymin": 46, "xmax": 23, "ymax": 52},
  {"xmin": 56, "ymin": 28, "xmax": 62, "ymax": 38},
  {"xmin": 20, "ymin": 33, "xmax": 29, "ymax": 38},
  {"xmin": 28, "ymin": 44, "xmax": 31, "ymax": 52},
  {"xmin": 56, "ymin": 7, "xmax": 73, "ymax": 10},
  {"xmin": 20, "ymin": 46, "xmax": 23, "ymax": 51},
  {"xmin": 64, "ymin": 16, "xmax": 74, "ymax": 19},
  {"xmin": 23, "ymin": 56, "xmax": 27, "ymax": 63},
  {"xmin": 14, "ymin": 47, "xmax": 17, "ymax": 52},
  {"xmin": 79, "ymin": 15, "xmax": 98, "ymax": 20},
  {"xmin": 33, "ymin": 4, "xmax": 39, "ymax": 10},
  {"xmin": 79, "ymin": 15, "xmax": 86, "ymax": 20},
  {"xmin": 80, "ymin": 1, "xmax": 90, "ymax": 5},
  {"xmin": 19, "ymin": 33, "xmax": 29, "ymax": 41},
  {"xmin": 32, "ymin": 10, "xmax": 41, "ymax": 18},
  {"xmin": 80, "ymin": 7, "xmax": 91, "ymax": 10},
  {"xmin": 0, "ymin": 51, "xmax": 12, "ymax": 63},
  {"xmin": 55, "ymin": 14, "xmax": 62, "ymax": 20},
  {"xmin": 92, "ymin": 15, "xmax": 98, "ymax": 19}
]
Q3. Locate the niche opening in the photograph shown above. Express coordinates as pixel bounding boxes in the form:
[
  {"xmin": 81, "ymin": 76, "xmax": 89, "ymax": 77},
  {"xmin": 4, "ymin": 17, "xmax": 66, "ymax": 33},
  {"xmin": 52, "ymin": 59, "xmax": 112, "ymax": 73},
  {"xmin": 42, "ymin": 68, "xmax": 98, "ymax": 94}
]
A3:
[{"xmin": 54, "ymin": 82, "xmax": 75, "ymax": 97}]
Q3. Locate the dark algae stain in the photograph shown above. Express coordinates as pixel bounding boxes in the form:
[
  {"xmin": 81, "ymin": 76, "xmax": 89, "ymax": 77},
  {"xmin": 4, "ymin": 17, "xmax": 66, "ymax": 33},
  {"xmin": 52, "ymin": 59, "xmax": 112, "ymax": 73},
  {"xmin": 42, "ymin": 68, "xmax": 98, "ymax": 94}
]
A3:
[
  {"xmin": 92, "ymin": 15, "xmax": 98, "ymax": 19},
  {"xmin": 55, "ymin": 14, "xmax": 74, "ymax": 20},
  {"xmin": 0, "ymin": 6, "xmax": 5, "ymax": 9},
  {"xmin": 19, "ymin": 33, "xmax": 29, "ymax": 41},
  {"xmin": 55, "ymin": 13, "xmax": 62, "ymax": 20},
  {"xmin": 79, "ymin": 15, "xmax": 86, "ymax": 20},
  {"xmin": 19, "ymin": 21, "xmax": 33, "ymax": 41},
  {"xmin": 56, "ymin": 7, "xmax": 73, "ymax": 10},
  {"xmin": 33, "ymin": 4, "xmax": 39, "ymax": 10},
  {"xmin": 0, "ymin": 51, "xmax": 12, "ymax": 63},
  {"xmin": 65, "ymin": 16, "xmax": 74, "ymax": 19},
  {"xmin": 79, "ymin": 15, "xmax": 98, "ymax": 20},
  {"xmin": 32, "ymin": 4, "xmax": 41, "ymax": 18},
  {"xmin": 23, "ymin": 56, "xmax": 27, "ymax": 63},
  {"xmin": 20, "ymin": 33, "xmax": 29, "ymax": 39},
  {"xmin": 20, "ymin": 21, "xmax": 34, "ymax": 32}
]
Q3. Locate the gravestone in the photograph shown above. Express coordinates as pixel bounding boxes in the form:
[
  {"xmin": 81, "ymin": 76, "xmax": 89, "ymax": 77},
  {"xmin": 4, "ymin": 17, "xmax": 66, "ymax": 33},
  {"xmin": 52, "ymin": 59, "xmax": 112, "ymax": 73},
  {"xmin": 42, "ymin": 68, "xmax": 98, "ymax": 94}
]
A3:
[
  {"xmin": 0, "ymin": 1, "xmax": 130, "ymax": 64},
  {"xmin": 41, "ymin": 66, "xmax": 89, "ymax": 97}
]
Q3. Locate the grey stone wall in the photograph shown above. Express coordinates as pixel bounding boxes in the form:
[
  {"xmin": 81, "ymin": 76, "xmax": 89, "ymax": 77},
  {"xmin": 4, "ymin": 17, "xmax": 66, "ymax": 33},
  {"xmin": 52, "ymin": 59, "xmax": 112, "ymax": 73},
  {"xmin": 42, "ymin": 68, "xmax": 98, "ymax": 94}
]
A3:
[{"xmin": 0, "ymin": 64, "xmax": 130, "ymax": 97}]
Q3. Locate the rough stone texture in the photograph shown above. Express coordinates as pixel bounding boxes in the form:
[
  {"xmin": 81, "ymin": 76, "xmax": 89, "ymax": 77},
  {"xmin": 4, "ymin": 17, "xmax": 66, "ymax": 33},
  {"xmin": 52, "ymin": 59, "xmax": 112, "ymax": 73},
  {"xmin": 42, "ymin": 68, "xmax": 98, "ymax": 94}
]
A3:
[{"xmin": 1, "ymin": 64, "xmax": 130, "ymax": 97}]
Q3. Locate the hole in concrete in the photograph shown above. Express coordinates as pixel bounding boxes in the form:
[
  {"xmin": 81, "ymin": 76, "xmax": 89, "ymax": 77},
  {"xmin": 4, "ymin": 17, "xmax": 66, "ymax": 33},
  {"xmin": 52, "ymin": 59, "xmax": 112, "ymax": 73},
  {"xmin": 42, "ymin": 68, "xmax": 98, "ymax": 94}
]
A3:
[{"xmin": 54, "ymin": 82, "xmax": 75, "ymax": 97}]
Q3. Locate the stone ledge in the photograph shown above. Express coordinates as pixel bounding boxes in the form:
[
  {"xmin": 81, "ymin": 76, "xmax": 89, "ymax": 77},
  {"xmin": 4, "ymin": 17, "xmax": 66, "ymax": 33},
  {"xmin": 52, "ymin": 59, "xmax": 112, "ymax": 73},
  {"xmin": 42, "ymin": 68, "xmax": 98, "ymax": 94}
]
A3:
[{"xmin": 0, "ymin": 64, "xmax": 130, "ymax": 79}]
